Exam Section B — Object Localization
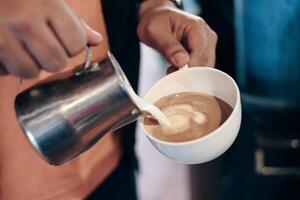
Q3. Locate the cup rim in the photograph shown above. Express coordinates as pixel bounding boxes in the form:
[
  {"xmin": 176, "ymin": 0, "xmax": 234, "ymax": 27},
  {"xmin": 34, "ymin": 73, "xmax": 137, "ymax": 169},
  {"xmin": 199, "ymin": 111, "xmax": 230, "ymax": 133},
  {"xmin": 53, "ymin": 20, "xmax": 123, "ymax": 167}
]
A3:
[{"xmin": 140, "ymin": 67, "xmax": 241, "ymax": 146}]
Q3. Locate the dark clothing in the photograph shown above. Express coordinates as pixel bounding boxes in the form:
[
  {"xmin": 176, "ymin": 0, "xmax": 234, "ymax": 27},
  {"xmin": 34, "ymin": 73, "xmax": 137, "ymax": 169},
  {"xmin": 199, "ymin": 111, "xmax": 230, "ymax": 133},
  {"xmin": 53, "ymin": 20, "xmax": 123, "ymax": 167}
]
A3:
[
  {"xmin": 197, "ymin": 0, "xmax": 235, "ymax": 78},
  {"xmin": 88, "ymin": 0, "xmax": 140, "ymax": 199},
  {"xmin": 87, "ymin": 162, "xmax": 138, "ymax": 200},
  {"xmin": 102, "ymin": 0, "xmax": 140, "ymax": 169}
]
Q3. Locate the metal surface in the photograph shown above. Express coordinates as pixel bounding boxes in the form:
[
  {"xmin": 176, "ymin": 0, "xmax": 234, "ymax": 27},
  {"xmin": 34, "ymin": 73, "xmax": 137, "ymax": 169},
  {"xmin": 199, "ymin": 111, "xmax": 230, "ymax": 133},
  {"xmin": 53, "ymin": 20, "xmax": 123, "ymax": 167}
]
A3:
[
  {"xmin": 15, "ymin": 52, "xmax": 142, "ymax": 165},
  {"xmin": 255, "ymin": 149, "xmax": 300, "ymax": 176}
]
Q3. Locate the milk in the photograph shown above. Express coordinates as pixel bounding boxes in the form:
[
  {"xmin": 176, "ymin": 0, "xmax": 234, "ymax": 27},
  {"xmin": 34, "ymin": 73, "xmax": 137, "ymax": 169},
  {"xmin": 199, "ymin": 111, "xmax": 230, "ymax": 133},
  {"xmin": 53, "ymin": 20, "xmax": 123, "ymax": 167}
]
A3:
[
  {"xmin": 139, "ymin": 101, "xmax": 172, "ymax": 126},
  {"xmin": 127, "ymin": 88, "xmax": 171, "ymax": 126}
]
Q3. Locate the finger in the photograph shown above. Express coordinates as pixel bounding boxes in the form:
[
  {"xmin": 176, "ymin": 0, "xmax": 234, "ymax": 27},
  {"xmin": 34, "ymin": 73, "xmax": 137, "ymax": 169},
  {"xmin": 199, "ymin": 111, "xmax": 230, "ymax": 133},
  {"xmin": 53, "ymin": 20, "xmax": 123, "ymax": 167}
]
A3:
[
  {"xmin": 12, "ymin": 19, "xmax": 69, "ymax": 73},
  {"xmin": 81, "ymin": 20, "xmax": 103, "ymax": 46},
  {"xmin": 206, "ymin": 45, "xmax": 216, "ymax": 67},
  {"xmin": 0, "ymin": 31, "xmax": 40, "ymax": 78},
  {"xmin": 186, "ymin": 24, "xmax": 210, "ymax": 67},
  {"xmin": 205, "ymin": 26, "xmax": 217, "ymax": 67},
  {"xmin": 47, "ymin": 1, "xmax": 88, "ymax": 56},
  {"xmin": 153, "ymin": 33, "xmax": 190, "ymax": 67}
]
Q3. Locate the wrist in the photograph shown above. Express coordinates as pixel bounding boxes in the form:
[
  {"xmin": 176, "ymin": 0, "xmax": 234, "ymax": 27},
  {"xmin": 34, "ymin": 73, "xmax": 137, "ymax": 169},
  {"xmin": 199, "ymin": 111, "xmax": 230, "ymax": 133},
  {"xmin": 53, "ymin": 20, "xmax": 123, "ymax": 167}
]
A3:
[{"xmin": 139, "ymin": 0, "xmax": 178, "ymax": 17}]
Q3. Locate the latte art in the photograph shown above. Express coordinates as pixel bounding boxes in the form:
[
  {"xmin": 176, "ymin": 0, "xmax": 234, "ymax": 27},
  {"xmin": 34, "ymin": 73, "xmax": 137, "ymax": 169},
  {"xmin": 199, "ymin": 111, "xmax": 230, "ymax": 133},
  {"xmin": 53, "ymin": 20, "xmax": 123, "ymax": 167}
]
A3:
[
  {"xmin": 159, "ymin": 104, "xmax": 207, "ymax": 135},
  {"xmin": 143, "ymin": 92, "xmax": 233, "ymax": 142}
]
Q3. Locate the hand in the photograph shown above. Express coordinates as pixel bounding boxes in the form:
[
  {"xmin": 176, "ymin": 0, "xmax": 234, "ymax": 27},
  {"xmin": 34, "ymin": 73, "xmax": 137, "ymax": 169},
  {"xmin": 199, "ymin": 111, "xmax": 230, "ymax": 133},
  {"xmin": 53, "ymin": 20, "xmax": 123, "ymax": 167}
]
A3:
[
  {"xmin": 0, "ymin": 0, "xmax": 102, "ymax": 79},
  {"xmin": 137, "ymin": 1, "xmax": 217, "ymax": 69}
]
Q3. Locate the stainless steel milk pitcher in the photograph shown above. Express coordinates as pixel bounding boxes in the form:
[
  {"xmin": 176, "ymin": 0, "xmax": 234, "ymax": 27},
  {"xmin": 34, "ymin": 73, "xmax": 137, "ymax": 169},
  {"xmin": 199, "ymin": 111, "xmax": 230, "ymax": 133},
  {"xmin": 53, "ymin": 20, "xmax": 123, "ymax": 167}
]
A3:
[{"xmin": 15, "ymin": 49, "xmax": 143, "ymax": 165}]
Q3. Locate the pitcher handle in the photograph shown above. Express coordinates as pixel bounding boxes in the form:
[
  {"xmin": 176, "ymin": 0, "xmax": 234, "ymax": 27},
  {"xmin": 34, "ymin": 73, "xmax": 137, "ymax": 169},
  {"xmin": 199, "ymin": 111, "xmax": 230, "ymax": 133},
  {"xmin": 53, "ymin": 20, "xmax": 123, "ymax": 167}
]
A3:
[{"xmin": 75, "ymin": 46, "xmax": 93, "ymax": 75}]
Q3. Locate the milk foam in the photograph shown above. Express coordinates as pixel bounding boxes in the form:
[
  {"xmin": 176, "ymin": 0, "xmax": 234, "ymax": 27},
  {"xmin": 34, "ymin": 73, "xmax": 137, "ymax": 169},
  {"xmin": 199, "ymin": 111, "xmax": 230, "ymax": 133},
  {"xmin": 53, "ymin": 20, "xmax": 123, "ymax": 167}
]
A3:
[
  {"xmin": 143, "ymin": 92, "xmax": 232, "ymax": 143},
  {"xmin": 159, "ymin": 103, "xmax": 208, "ymax": 135},
  {"xmin": 126, "ymin": 86, "xmax": 171, "ymax": 126}
]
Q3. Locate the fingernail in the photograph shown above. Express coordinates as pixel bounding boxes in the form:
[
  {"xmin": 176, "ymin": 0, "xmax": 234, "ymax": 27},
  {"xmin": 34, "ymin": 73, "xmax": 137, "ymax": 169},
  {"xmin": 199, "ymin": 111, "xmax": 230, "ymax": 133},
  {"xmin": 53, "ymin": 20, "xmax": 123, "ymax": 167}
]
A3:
[{"xmin": 174, "ymin": 52, "xmax": 189, "ymax": 67}]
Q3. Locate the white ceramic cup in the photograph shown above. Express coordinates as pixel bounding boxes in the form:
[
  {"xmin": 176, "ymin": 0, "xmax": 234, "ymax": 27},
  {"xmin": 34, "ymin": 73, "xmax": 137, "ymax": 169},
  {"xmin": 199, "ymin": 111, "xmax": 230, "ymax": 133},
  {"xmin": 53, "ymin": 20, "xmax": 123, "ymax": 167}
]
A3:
[{"xmin": 139, "ymin": 67, "xmax": 241, "ymax": 164}]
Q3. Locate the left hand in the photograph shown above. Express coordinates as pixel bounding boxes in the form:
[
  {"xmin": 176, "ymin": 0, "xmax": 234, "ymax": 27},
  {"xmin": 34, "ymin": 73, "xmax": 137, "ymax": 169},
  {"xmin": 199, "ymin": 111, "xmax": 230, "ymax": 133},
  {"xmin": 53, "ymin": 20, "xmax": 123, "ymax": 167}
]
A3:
[{"xmin": 137, "ymin": 0, "xmax": 217, "ymax": 69}]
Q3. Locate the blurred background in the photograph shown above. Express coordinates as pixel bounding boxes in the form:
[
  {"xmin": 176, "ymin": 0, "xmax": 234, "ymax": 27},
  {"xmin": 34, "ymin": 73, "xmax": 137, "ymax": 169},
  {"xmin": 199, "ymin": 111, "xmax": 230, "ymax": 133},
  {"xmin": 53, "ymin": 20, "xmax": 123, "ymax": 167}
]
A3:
[{"xmin": 135, "ymin": 0, "xmax": 300, "ymax": 199}]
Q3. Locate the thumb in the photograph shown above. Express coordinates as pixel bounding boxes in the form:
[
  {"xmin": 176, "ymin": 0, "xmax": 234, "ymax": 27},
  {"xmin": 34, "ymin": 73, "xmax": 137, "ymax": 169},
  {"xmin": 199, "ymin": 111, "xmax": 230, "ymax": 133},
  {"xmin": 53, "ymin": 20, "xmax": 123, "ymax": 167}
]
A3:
[
  {"xmin": 82, "ymin": 20, "xmax": 103, "ymax": 46},
  {"xmin": 157, "ymin": 37, "xmax": 190, "ymax": 67}
]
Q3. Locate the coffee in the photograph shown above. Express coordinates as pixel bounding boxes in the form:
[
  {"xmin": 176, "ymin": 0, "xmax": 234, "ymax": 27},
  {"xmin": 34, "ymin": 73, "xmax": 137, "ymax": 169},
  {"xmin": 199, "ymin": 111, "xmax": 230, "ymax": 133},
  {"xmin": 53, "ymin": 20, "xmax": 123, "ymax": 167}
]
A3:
[{"xmin": 143, "ymin": 92, "xmax": 233, "ymax": 142}]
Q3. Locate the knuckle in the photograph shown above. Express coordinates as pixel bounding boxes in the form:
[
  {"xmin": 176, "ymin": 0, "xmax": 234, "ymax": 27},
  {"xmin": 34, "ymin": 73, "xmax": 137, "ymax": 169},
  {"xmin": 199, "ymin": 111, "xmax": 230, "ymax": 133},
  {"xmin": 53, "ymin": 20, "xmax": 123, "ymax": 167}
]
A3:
[
  {"xmin": 190, "ymin": 21, "xmax": 202, "ymax": 30},
  {"xmin": 46, "ymin": 56, "xmax": 68, "ymax": 72},
  {"xmin": 9, "ymin": 19, "xmax": 33, "ymax": 34},
  {"xmin": 21, "ymin": 68, "xmax": 40, "ymax": 78},
  {"xmin": 196, "ymin": 17, "xmax": 205, "ymax": 24},
  {"xmin": 29, "ymin": 70, "xmax": 40, "ymax": 78},
  {"xmin": 1, "ymin": 61, "xmax": 37, "ymax": 78},
  {"xmin": 200, "ymin": 53, "xmax": 209, "ymax": 65},
  {"xmin": 162, "ymin": 43, "xmax": 175, "ymax": 55},
  {"xmin": 9, "ymin": 17, "xmax": 33, "ymax": 34},
  {"xmin": 43, "ymin": 44, "xmax": 68, "ymax": 71},
  {"xmin": 10, "ymin": 67, "xmax": 27, "ymax": 78},
  {"xmin": 211, "ymin": 30, "xmax": 218, "ymax": 42},
  {"xmin": 193, "ymin": 18, "xmax": 205, "ymax": 27},
  {"xmin": 145, "ymin": 21, "xmax": 156, "ymax": 34},
  {"xmin": 189, "ymin": 20, "xmax": 199, "ymax": 28},
  {"xmin": 0, "ymin": 56, "xmax": 40, "ymax": 78},
  {"xmin": 10, "ymin": 71, "xmax": 20, "ymax": 78},
  {"xmin": 68, "ymin": 37, "xmax": 86, "ymax": 56},
  {"xmin": 165, "ymin": 46, "xmax": 176, "ymax": 57},
  {"xmin": 163, "ymin": 8, "xmax": 174, "ymax": 16}
]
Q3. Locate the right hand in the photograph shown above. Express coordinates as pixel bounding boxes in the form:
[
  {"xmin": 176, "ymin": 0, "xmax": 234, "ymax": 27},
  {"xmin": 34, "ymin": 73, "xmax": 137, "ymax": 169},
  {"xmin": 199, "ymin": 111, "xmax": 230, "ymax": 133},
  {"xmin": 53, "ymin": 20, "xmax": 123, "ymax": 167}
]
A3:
[{"xmin": 0, "ymin": 0, "xmax": 102, "ymax": 79}]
